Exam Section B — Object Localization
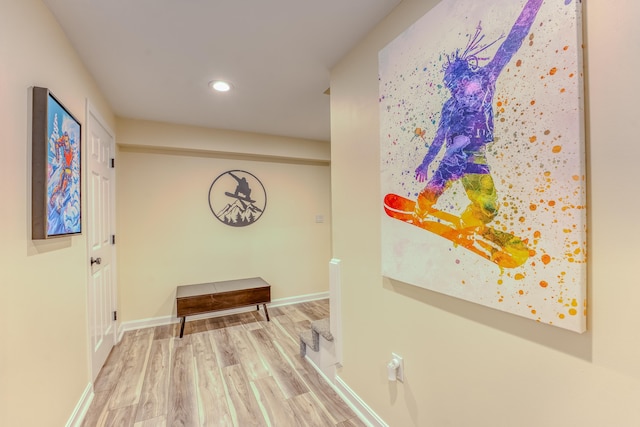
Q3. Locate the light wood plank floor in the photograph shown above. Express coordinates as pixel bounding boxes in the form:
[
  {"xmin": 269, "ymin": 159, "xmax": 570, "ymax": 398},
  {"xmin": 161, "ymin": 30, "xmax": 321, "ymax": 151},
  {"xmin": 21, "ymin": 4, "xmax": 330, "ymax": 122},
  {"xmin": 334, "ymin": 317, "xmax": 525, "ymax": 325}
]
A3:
[{"xmin": 82, "ymin": 300, "xmax": 365, "ymax": 427}]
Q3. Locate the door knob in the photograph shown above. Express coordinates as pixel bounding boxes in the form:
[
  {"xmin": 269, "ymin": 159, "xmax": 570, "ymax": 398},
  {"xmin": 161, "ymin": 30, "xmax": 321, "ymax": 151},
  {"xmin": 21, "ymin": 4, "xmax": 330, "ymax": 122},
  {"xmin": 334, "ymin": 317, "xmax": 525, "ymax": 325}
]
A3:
[{"xmin": 91, "ymin": 257, "xmax": 102, "ymax": 266}]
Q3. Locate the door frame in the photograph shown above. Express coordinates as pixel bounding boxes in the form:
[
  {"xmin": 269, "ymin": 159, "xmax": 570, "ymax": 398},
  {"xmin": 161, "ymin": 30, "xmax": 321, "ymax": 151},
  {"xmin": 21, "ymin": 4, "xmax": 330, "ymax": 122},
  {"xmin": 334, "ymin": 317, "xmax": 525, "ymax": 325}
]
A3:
[{"xmin": 85, "ymin": 100, "xmax": 118, "ymax": 382}]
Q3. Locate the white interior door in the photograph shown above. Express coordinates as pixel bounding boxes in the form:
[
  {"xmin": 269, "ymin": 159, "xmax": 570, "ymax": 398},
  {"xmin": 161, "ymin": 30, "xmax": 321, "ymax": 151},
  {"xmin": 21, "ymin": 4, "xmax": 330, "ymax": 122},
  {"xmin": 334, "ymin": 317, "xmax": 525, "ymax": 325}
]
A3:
[{"xmin": 86, "ymin": 104, "xmax": 116, "ymax": 381}]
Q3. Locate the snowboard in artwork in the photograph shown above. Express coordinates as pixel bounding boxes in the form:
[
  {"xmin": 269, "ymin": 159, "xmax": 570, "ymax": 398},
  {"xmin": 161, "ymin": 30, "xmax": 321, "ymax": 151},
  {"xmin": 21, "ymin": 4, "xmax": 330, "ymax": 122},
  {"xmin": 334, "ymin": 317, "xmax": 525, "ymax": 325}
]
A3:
[{"xmin": 383, "ymin": 193, "xmax": 529, "ymax": 269}]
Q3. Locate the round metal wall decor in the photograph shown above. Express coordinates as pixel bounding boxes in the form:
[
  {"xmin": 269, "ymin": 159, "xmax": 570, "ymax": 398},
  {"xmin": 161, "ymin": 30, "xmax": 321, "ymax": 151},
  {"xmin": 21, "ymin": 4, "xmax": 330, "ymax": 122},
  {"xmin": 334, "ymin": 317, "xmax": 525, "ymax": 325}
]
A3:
[{"xmin": 208, "ymin": 170, "xmax": 267, "ymax": 227}]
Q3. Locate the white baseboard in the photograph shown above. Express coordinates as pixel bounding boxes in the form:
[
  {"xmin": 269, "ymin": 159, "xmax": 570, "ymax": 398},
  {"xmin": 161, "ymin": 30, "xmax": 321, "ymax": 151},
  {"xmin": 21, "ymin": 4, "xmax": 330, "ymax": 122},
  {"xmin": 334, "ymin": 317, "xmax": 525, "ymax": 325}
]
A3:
[
  {"xmin": 302, "ymin": 352, "xmax": 387, "ymax": 427},
  {"xmin": 334, "ymin": 375, "xmax": 389, "ymax": 427},
  {"xmin": 66, "ymin": 383, "xmax": 93, "ymax": 427},
  {"xmin": 117, "ymin": 291, "xmax": 329, "ymax": 341},
  {"xmin": 269, "ymin": 291, "xmax": 329, "ymax": 307}
]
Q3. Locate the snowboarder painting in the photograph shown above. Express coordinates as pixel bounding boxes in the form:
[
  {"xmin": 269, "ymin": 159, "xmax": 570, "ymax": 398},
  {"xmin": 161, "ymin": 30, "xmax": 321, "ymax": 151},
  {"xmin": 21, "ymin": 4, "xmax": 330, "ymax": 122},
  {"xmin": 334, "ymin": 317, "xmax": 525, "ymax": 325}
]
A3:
[{"xmin": 379, "ymin": 0, "xmax": 586, "ymax": 332}]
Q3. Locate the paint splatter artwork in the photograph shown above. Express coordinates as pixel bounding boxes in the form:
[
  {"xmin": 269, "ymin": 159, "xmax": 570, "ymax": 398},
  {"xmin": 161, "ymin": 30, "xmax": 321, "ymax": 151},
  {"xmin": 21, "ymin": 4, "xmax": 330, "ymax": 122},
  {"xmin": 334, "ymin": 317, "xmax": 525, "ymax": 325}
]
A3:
[{"xmin": 379, "ymin": 0, "xmax": 586, "ymax": 332}]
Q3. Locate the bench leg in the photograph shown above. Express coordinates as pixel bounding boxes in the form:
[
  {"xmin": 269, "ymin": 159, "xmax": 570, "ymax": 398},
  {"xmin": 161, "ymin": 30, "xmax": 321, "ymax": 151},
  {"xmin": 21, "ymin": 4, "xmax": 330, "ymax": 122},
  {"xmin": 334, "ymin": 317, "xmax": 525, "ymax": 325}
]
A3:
[
  {"xmin": 180, "ymin": 316, "xmax": 186, "ymax": 338},
  {"xmin": 263, "ymin": 304, "xmax": 270, "ymax": 321}
]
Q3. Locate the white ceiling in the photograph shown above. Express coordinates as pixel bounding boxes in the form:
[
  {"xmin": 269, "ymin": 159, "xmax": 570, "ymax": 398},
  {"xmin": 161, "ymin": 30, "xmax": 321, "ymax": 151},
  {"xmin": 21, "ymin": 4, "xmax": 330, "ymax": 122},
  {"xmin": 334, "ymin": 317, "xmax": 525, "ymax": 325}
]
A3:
[{"xmin": 41, "ymin": 0, "xmax": 402, "ymax": 142}]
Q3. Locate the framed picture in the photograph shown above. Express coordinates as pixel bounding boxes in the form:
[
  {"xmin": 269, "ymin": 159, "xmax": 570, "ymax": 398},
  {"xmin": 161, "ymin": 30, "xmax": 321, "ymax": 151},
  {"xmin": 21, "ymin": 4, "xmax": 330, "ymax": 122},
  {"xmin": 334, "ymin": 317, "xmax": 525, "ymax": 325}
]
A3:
[{"xmin": 32, "ymin": 86, "xmax": 82, "ymax": 239}]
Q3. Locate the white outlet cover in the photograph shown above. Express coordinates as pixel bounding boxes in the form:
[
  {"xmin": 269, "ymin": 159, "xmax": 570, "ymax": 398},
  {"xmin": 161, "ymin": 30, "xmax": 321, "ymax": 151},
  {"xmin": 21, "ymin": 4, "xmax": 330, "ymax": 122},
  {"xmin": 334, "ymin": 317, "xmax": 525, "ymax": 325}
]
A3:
[{"xmin": 392, "ymin": 352, "xmax": 404, "ymax": 382}]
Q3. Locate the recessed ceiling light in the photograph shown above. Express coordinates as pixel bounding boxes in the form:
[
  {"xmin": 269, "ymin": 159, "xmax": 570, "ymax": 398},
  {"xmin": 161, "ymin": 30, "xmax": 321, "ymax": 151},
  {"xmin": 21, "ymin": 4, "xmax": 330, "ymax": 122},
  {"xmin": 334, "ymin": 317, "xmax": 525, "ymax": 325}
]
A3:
[{"xmin": 210, "ymin": 80, "xmax": 232, "ymax": 92}]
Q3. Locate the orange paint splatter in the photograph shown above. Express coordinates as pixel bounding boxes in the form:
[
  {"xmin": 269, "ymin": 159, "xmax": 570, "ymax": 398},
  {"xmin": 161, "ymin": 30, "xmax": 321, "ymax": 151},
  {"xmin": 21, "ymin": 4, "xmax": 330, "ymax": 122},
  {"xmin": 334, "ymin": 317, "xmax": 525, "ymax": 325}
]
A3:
[
  {"xmin": 539, "ymin": 281, "xmax": 548, "ymax": 288},
  {"xmin": 548, "ymin": 200, "xmax": 556, "ymax": 207},
  {"xmin": 560, "ymin": 88, "xmax": 566, "ymax": 93},
  {"xmin": 569, "ymin": 308, "xmax": 577, "ymax": 316},
  {"xmin": 533, "ymin": 230, "xmax": 541, "ymax": 238},
  {"xmin": 572, "ymin": 175, "xmax": 580, "ymax": 181},
  {"xmin": 563, "ymin": 45, "xmax": 569, "ymax": 51},
  {"xmin": 529, "ymin": 136, "xmax": 537, "ymax": 143},
  {"xmin": 530, "ymin": 204, "xmax": 537, "ymax": 211},
  {"xmin": 531, "ymin": 309, "xmax": 537, "ymax": 314},
  {"xmin": 515, "ymin": 273, "xmax": 525, "ymax": 281},
  {"xmin": 559, "ymin": 313, "xmax": 565, "ymax": 319},
  {"xmin": 530, "ymin": 100, "xmax": 536, "ymax": 105},
  {"xmin": 552, "ymin": 145, "xmax": 562, "ymax": 153},
  {"xmin": 541, "ymin": 254, "xmax": 551, "ymax": 265},
  {"xmin": 549, "ymin": 67, "xmax": 557, "ymax": 75},
  {"xmin": 518, "ymin": 290, "xmax": 524, "ymax": 295},
  {"xmin": 497, "ymin": 101, "xmax": 503, "ymax": 107},
  {"xmin": 516, "ymin": 59, "xmax": 522, "ymax": 67}
]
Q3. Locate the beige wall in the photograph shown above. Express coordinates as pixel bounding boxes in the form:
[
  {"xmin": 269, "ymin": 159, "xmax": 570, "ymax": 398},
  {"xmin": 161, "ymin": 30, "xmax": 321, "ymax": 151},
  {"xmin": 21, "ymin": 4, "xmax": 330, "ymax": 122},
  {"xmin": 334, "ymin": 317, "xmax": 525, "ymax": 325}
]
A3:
[
  {"xmin": 0, "ymin": 0, "xmax": 115, "ymax": 425},
  {"xmin": 331, "ymin": 0, "xmax": 640, "ymax": 426},
  {"xmin": 116, "ymin": 119, "xmax": 331, "ymax": 322},
  {"xmin": 117, "ymin": 118, "xmax": 330, "ymax": 163},
  {"xmin": 6, "ymin": 0, "xmax": 640, "ymax": 425}
]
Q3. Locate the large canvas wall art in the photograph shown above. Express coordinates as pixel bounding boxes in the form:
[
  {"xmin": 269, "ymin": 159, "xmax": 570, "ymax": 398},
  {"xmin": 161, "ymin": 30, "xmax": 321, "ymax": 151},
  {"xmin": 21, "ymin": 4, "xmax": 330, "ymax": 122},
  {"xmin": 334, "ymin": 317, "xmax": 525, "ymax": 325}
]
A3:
[{"xmin": 379, "ymin": 0, "xmax": 586, "ymax": 332}]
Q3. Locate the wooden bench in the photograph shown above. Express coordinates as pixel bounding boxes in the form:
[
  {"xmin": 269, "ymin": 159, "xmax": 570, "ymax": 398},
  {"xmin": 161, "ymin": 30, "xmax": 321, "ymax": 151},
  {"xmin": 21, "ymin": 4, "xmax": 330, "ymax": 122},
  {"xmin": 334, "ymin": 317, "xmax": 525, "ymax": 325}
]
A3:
[{"xmin": 176, "ymin": 277, "xmax": 271, "ymax": 338}]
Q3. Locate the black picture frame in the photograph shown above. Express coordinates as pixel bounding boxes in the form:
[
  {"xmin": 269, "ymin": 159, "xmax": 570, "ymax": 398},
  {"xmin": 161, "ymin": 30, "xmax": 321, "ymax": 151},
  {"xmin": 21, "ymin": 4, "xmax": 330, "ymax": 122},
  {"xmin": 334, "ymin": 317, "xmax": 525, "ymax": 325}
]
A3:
[{"xmin": 31, "ymin": 86, "xmax": 82, "ymax": 239}]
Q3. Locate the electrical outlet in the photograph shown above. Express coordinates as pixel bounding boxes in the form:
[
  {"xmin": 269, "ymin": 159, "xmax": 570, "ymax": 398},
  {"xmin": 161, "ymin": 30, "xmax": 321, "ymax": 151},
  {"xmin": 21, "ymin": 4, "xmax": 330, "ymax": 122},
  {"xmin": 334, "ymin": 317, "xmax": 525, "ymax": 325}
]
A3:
[{"xmin": 392, "ymin": 352, "xmax": 404, "ymax": 382}]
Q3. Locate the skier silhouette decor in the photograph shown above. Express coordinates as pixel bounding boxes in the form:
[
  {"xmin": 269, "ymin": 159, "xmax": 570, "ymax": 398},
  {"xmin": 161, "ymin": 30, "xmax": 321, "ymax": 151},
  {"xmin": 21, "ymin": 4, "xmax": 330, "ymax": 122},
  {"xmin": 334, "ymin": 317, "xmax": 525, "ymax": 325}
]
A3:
[
  {"xmin": 208, "ymin": 170, "xmax": 267, "ymax": 227},
  {"xmin": 379, "ymin": 0, "xmax": 586, "ymax": 332}
]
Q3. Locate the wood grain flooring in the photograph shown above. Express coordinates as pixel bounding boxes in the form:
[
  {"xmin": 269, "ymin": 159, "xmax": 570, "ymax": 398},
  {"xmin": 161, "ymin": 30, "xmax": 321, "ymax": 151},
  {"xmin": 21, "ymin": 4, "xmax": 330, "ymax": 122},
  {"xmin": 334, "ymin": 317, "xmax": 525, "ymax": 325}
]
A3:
[{"xmin": 82, "ymin": 300, "xmax": 365, "ymax": 427}]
